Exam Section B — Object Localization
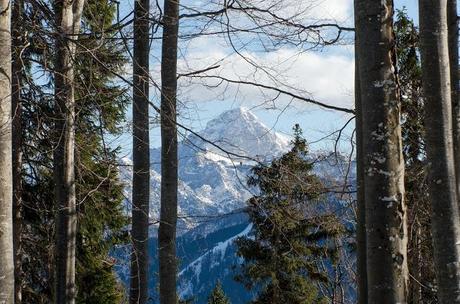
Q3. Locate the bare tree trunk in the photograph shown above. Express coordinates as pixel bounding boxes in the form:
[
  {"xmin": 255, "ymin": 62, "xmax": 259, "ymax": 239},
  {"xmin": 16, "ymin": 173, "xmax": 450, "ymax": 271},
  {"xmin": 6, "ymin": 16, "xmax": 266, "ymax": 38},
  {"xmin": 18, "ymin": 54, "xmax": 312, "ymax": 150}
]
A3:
[
  {"xmin": 355, "ymin": 0, "xmax": 408, "ymax": 302},
  {"xmin": 354, "ymin": 35, "xmax": 367, "ymax": 304},
  {"xmin": 158, "ymin": 0, "xmax": 180, "ymax": 303},
  {"xmin": 0, "ymin": 0, "xmax": 14, "ymax": 303},
  {"xmin": 419, "ymin": 1, "xmax": 460, "ymax": 302},
  {"xmin": 53, "ymin": 1, "xmax": 84, "ymax": 303},
  {"xmin": 448, "ymin": 0, "xmax": 460, "ymax": 201},
  {"xmin": 11, "ymin": 0, "xmax": 23, "ymax": 302},
  {"xmin": 129, "ymin": 0, "xmax": 150, "ymax": 302}
]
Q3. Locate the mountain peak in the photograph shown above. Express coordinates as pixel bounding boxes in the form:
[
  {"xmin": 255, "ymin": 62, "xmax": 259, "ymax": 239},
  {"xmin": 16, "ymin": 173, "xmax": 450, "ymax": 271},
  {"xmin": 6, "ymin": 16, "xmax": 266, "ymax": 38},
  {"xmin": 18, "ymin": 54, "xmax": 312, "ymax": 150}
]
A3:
[
  {"xmin": 196, "ymin": 107, "xmax": 289, "ymax": 158},
  {"xmin": 206, "ymin": 107, "xmax": 256, "ymax": 128}
]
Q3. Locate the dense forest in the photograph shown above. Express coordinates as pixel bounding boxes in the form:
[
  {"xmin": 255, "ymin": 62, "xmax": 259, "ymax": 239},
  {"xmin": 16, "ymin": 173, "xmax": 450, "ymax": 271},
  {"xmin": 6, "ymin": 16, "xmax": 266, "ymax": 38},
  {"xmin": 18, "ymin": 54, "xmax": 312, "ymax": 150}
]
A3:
[{"xmin": 0, "ymin": 0, "xmax": 459, "ymax": 304}]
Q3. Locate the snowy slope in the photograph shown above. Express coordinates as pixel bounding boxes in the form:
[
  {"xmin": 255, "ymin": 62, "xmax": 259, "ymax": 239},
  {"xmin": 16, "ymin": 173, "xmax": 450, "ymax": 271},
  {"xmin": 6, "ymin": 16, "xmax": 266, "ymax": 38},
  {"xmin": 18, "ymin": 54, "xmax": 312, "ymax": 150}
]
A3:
[{"xmin": 178, "ymin": 224, "xmax": 253, "ymax": 299}]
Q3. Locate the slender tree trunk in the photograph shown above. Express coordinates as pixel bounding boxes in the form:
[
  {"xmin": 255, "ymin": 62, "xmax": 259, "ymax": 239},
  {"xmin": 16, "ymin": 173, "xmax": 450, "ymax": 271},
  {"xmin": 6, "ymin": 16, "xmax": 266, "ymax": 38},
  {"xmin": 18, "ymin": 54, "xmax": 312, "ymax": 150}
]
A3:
[
  {"xmin": 419, "ymin": 1, "xmax": 460, "ymax": 302},
  {"xmin": 11, "ymin": 0, "xmax": 23, "ymax": 302},
  {"xmin": 158, "ymin": 0, "xmax": 180, "ymax": 303},
  {"xmin": 53, "ymin": 1, "xmax": 84, "ymax": 303},
  {"xmin": 354, "ymin": 34, "xmax": 367, "ymax": 304},
  {"xmin": 0, "ymin": 0, "xmax": 14, "ymax": 303},
  {"xmin": 448, "ymin": 0, "xmax": 460, "ymax": 201},
  {"xmin": 355, "ymin": 1, "xmax": 408, "ymax": 302},
  {"xmin": 130, "ymin": 0, "xmax": 150, "ymax": 302}
]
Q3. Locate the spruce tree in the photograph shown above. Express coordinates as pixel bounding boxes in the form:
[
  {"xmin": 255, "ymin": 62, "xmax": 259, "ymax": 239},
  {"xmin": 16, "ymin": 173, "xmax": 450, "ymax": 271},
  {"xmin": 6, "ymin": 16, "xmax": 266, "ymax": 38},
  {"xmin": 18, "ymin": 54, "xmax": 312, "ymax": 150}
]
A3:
[
  {"xmin": 394, "ymin": 10, "xmax": 436, "ymax": 303},
  {"xmin": 207, "ymin": 281, "xmax": 230, "ymax": 304},
  {"xmin": 236, "ymin": 125, "xmax": 342, "ymax": 304},
  {"xmin": 18, "ymin": 1, "xmax": 129, "ymax": 302},
  {"xmin": 68, "ymin": 1, "xmax": 130, "ymax": 302}
]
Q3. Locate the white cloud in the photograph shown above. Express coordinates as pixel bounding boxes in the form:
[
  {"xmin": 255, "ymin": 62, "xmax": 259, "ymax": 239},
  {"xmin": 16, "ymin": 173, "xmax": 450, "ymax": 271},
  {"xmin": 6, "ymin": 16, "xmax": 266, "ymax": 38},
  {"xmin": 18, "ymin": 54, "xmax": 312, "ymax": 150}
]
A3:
[
  {"xmin": 171, "ymin": 42, "xmax": 354, "ymax": 111},
  {"xmin": 306, "ymin": 0, "xmax": 353, "ymax": 21},
  {"xmin": 145, "ymin": 0, "xmax": 355, "ymax": 112}
]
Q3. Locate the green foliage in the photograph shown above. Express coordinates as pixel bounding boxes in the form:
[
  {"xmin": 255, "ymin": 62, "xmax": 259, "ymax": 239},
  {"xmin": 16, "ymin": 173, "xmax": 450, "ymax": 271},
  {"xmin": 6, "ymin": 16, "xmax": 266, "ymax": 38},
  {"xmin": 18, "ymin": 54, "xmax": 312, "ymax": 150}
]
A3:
[
  {"xmin": 395, "ymin": 8, "xmax": 424, "ymax": 165},
  {"xmin": 19, "ymin": 1, "xmax": 129, "ymax": 303},
  {"xmin": 235, "ymin": 126, "xmax": 343, "ymax": 304},
  {"xmin": 207, "ymin": 281, "xmax": 231, "ymax": 304},
  {"xmin": 75, "ymin": 1, "xmax": 129, "ymax": 302},
  {"xmin": 395, "ymin": 9, "xmax": 436, "ymax": 303}
]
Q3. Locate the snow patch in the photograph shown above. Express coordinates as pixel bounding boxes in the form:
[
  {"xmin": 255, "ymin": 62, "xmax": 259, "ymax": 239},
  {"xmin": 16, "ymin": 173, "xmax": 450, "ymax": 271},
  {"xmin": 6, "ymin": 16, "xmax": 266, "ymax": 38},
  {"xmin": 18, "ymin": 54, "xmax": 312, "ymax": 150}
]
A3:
[{"xmin": 177, "ymin": 224, "xmax": 253, "ymax": 298}]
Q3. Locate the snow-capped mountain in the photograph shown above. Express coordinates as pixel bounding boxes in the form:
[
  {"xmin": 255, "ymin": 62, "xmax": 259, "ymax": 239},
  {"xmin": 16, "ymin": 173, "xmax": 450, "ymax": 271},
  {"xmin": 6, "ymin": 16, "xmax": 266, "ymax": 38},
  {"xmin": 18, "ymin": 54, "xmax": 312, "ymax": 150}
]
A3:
[
  {"xmin": 116, "ymin": 107, "xmax": 356, "ymax": 303},
  {"xmin": 121, "ymin": 107, "xmax": 291, "ymax": 232},
  {"xmin": 185, "ymin": 107, "xmax": 290, "ymax": 158}
]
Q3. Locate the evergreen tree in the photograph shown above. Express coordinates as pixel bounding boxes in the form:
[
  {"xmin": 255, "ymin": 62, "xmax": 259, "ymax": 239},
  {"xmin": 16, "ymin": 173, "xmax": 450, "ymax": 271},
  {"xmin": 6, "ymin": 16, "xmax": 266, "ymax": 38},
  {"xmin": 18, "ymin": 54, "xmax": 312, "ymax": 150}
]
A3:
[
  {"xmin": 394, "ymin": 9, "xmax": 437, "ymax": 303},
  {"xmin": 236, "ymin": 125, "xmax": 342, "ymax": 304},
  {"xmin": 18, "ymin": 1, "xmax": 129, "ymax": 302},
  {"xmin": 207, "ymin": 281, "xmax": 230, "ymax": 304}
]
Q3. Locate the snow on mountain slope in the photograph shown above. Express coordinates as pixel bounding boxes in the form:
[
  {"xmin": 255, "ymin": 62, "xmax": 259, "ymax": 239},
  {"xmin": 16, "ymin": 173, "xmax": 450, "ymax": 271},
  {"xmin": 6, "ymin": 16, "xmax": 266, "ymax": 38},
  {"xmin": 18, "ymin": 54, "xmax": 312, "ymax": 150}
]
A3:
[
  {"xmin": 178, "ymin": 223, "xmax": 253, "ymax": 299},
  {"xmin": 121, "ymin": 107, "xmax": 290, "ymax": 232},
  {"xmin": 116, "ymin": 107, "xmax": 356, "ymax": 302},
  {"xmin": 189, "ymin": 107, "xmax": 289, "ymax": 158}
]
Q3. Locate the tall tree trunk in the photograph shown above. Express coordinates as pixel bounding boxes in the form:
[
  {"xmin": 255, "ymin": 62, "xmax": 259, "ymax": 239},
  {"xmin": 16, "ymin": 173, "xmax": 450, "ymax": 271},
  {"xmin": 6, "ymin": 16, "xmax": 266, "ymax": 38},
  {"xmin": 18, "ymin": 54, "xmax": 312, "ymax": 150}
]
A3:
[
  {"xmin": 355, "ymin": 0, "xmax": 408, "ymax": 302},
  {"xmin": 158, "ymin": 0, "xmax": 179, "ymax": 303},
  {"xmin": 448, "ymin": 0, "xmax": 460, "ymax": 201},
  {"xmin": 11, "ymin": 0, "xmax": 23, "ymax": 302},
  {"xmin": 130, "ymin": 0, "xmax": 150, "ymax": 302},
  {"xmin": 354, "ymin": 34, "xmax": 367, "ymax": 304},
  {"xmin": 53, "ymin": 1, "xmax": 84, "ymax": 303},
  {"xmin": 0, "ymin": 0, "xmax": 14, "ymax": 303},
  {"xmin": 419, "ymin": 1, "xmax": 460, "ymax": 302}
]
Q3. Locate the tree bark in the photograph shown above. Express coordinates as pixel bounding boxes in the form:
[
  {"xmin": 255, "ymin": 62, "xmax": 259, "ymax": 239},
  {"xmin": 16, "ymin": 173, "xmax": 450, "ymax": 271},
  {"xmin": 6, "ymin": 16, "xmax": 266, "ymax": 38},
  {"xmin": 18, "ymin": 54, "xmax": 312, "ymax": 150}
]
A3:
[
  {"xmin": 158, "ymin": 0, "xmax": 180, "ymax": 303},
  {"xmin": 0, "ymin": 0, "xmax": 14, "ymax": 303},
  {"xmin": 355, "ymin": 0, "xmax": 408, "ymax": 302},
  {"xmin": 53, "ymin": 1, "xmax": 84, "ymax": 303},
  {"xmin": 354, "ymin": 30, "xmax": 367, "ymax": 304},
  {"xmin": 11, "ymin": 0, "xmax": 23, "ymax": 302},
  {"xmin": 129, "ymin": 0, "xmax": 150, "ymax": 303},
  {"xmin": 419, "ymin": 1, "xmax": 460, "ymax": 302},
  {"xmin": 448, "ymin": 0, "xmax": 460, "ymax": 202}
]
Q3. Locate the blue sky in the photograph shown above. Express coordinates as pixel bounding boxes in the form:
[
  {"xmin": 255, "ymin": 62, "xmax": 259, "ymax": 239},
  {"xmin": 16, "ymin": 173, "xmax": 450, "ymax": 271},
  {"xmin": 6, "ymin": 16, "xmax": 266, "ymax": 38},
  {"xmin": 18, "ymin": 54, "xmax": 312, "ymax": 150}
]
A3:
[
  {"xmin": 399, "ymin": 0, "xmax": 418, "ymax": 20},
  {"xmin": 113, "ymin": 0, "xmax": 447, "ymax": 158}
]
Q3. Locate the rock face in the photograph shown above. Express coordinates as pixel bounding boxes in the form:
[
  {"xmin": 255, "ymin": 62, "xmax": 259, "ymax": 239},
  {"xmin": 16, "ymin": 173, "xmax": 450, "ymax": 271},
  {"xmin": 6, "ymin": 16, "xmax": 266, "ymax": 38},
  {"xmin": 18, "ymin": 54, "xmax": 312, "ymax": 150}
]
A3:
[
  {"xmin": 116, "ymin": 107, "xmax": 355, "ymax": 303},
  {"xmin": 121, "ymin": 107, "xmax": 290, "ymax": 232}
]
